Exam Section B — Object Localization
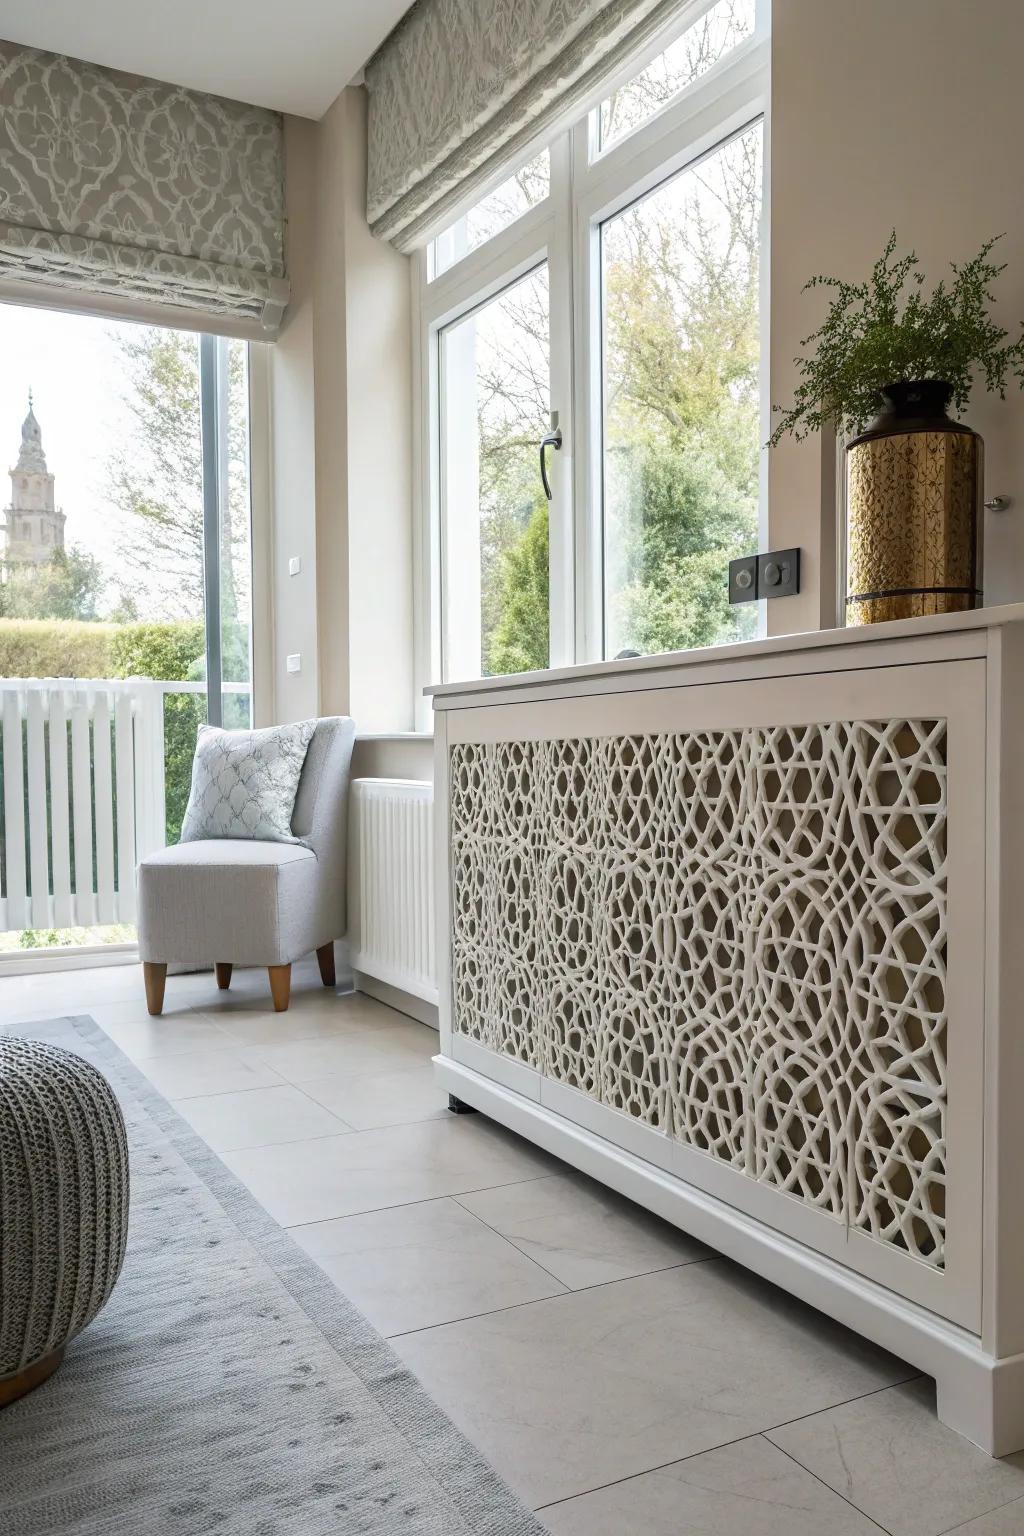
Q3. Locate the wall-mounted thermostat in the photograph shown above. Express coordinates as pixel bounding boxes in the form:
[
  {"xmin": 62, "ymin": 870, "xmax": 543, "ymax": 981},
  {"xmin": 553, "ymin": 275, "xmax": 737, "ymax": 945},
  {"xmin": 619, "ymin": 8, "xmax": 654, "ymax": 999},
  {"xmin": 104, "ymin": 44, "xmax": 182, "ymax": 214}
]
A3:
[{"xmin": 729, "ymin": 548, "xmax": 801, "ymax": 604}]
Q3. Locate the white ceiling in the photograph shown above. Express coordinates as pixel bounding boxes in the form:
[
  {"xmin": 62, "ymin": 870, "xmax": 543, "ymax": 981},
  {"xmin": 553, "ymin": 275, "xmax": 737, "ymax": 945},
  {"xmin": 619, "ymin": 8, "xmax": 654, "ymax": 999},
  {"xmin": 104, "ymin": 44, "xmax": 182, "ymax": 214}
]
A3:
[{"xmin": 0, "ymin": 1, "xmax": 415, "ymax": 118}]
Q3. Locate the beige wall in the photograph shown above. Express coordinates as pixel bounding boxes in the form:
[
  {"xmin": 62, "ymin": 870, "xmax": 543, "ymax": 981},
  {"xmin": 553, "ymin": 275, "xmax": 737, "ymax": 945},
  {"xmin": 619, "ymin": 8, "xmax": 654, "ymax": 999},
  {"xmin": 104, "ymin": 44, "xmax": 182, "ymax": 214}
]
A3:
[
  {"xmin": 770, "ymin": 0, "xmax": 1024, "ymax": 633},
  {"xmin": 271, "ymin": 89, "xmax": 415, "ymax": 731},
  {"xmin": 311, "ymin": 90, "xmax": 351, "ymax": 723},
  {"xmin": 337, "ymin": 90, "xmax": 415, "ymax": 734},
  {"xmin": 268, "ymin": 117, "xmax": 321, "ymax": 722}
]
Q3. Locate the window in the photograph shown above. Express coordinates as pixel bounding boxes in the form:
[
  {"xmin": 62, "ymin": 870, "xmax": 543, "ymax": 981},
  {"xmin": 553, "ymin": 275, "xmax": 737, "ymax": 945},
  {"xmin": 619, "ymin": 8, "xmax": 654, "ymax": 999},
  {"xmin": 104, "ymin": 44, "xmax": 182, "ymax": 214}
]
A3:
[
  {"xmin": 0, "ymin": 303, "xmax": 258, "ymax": 953},
  {"xmin": 432, "ymin": 149, "xmax": 551, "ymax": 278},
  {"xmin": 602, "ymin": 122, "xmax": 763, "ymax": 657},
  {"xmin": 416, "ymin": 3, "xmax": 768, "ymax": 702},
  {"xmin": 440, "ymin": 266, "xmax": 550, "ymax": 680},
  {"xmin": 598, "ymin": 0, "xmax": 757, "ymax": 150}
]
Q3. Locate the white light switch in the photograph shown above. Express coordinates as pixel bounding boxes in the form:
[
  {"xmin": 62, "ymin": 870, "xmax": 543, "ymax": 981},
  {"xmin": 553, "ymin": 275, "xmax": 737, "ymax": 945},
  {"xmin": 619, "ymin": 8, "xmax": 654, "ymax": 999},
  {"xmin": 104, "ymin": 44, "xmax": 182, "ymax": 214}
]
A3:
[
  {"xmin": 286, "ymin": 654, "xmax": 301, "ymax": 673},
  {"xmin": 288, "ymin": 556, "xmax": 302, "ymax": 576}
]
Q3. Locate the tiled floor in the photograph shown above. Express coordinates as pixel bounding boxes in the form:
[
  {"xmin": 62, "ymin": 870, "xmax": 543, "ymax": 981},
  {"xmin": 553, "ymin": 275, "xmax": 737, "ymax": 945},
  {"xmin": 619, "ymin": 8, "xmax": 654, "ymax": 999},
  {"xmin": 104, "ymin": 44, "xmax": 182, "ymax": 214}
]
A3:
[{"xmin": 4, "ymin": 959, "xmax": 1024, "ymax": 1536}]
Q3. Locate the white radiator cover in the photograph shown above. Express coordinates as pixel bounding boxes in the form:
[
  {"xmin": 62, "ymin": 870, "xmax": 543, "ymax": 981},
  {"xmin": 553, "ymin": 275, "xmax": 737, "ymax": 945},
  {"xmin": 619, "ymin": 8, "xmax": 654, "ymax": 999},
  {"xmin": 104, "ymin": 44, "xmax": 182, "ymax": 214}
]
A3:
[
  {"xmin": 428, "ymin": 606, "xmax": 1024, "ymax": 1458},
  {"xmin": 348, "ymin": 778, "xmax": 436, "ymax": 1004}
]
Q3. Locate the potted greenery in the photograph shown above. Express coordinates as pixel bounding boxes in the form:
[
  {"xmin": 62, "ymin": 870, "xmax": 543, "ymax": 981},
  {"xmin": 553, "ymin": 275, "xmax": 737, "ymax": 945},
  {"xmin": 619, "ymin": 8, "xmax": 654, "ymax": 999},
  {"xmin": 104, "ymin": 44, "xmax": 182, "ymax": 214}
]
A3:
[{"xmin": 770, "ymin": 232, "xmax": 1024, "ymax": 625}]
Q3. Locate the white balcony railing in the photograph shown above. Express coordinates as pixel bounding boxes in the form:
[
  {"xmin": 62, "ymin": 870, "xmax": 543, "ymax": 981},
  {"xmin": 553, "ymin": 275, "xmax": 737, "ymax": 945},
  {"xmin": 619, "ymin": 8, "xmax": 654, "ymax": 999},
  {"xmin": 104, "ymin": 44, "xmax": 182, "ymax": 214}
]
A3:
[{"xmin": 0, "ymin": 677, "xmax": 249, "ymax": 935}]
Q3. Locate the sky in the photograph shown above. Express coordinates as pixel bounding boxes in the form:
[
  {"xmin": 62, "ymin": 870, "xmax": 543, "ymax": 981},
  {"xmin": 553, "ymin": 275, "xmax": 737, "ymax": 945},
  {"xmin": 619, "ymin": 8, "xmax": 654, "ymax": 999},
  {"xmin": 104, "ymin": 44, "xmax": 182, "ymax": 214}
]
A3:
[{"xmin": 0, "ymin": 301, "xmax": 143, "ymax": 571}]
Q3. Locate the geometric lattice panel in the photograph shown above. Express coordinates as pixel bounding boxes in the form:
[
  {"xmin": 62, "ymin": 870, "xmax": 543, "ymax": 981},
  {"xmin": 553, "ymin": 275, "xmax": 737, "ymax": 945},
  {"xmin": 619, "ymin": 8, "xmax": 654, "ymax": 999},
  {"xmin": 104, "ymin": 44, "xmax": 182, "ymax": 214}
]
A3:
[{"xmin": 449, "ymin": 720, "xmax": 948, "ymax": 1269}]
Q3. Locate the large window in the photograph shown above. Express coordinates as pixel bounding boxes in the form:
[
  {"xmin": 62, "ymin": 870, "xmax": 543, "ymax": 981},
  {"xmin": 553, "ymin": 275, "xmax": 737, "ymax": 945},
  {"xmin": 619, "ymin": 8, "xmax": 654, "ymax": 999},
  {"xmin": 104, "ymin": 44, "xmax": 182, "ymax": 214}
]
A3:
[
  {"xmin": 602, "ymin": 122, "xmax": 763, "ymax": 657},
  {"xmin": 440, "ymin": 266, "xmax": 550, "ymax": 680},
  {"xmin": 417, "ymin": 0, "xmax": 767, "ymax": 702},
  {"xmin": 0, "ymin": 304, "xmax": 256, "ymax": 953}
]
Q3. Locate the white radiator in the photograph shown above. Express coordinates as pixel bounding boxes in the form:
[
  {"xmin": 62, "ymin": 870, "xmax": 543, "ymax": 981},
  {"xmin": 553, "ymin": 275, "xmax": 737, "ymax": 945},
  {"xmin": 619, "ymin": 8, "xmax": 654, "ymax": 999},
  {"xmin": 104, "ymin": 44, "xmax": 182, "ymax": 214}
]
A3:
[
  {"xmin": 347, "ymin": 778, "xmax": 436, "ymax": 1004},
  {"xmin": 0, "ymin": 677, "xmax": 165, "ymax": 933}
]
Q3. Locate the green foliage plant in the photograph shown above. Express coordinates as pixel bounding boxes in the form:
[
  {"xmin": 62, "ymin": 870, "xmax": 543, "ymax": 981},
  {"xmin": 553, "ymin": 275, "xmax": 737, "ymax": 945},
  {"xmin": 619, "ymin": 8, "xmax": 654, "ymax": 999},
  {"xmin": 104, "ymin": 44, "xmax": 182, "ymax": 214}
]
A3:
[
  {"xmin": 489, "ymin": 503, "xmax": 550, "ymax": 675},
  {"xmin": 769, "ymin": 232, "xmax": 1024, "ymax": 444}
]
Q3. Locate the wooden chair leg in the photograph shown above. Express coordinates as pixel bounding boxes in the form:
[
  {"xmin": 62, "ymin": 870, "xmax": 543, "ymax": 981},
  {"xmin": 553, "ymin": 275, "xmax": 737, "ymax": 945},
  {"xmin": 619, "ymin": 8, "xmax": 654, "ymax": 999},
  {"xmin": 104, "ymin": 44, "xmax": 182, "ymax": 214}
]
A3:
[
  {"xmin": 316, "ymin": 942, "xmax": 336, "ymax": 988},
  {"xmin": 215, "ymin": 963, "xmax": 233, "ymax": 990},
  {"xmin": 268, "ymin": 964, "xmax": 292, "ymax": 1012},
  {"xmin": 143, "ymin": 962, "xmax": 167, "ymax": 1017}
]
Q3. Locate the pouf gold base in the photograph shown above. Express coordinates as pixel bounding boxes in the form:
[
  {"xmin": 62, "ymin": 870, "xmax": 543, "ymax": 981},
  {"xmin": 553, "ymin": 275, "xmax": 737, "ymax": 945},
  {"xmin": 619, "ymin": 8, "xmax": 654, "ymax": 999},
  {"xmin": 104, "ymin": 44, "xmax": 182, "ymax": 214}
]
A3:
[{"xmin": 0, "ymin": 1346, "xmax": 65, "ymax": 1409}]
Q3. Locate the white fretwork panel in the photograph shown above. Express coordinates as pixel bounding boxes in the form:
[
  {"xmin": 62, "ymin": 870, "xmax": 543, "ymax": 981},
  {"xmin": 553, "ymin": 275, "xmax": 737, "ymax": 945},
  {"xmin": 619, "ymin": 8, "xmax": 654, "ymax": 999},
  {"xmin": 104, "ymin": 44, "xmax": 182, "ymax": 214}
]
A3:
[{"xmin": 449, "ymin": 720, "xmax": 948, "ymax": 1269}]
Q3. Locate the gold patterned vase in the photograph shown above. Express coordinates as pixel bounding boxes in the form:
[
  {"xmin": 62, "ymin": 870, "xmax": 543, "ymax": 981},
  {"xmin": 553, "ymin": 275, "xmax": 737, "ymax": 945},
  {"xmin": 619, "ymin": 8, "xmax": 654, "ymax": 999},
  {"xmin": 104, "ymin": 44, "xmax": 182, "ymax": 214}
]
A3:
[{"xmin": 845, "ymin": 380, "xmax": 982, "ymax": 625}]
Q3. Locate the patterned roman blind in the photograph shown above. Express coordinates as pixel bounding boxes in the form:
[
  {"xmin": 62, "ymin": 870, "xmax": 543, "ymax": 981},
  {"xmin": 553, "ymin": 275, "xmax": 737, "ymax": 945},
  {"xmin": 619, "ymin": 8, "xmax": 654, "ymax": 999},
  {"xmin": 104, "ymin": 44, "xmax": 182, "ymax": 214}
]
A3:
[
  {"xmin": 0, "ymin": 42, "xmax": 289, "ymax": 333},
  {"xmin": 365, "ymin": 0, "xmax": 687, "ymax": 251}
]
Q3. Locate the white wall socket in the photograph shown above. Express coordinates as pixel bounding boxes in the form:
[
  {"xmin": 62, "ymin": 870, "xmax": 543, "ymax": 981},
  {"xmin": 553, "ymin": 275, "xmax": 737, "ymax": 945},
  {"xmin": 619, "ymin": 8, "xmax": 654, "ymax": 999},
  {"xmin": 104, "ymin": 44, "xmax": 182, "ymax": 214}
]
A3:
[{"xmin": 286, "ymin": 654, "xmax": 301, "ymax": 673}]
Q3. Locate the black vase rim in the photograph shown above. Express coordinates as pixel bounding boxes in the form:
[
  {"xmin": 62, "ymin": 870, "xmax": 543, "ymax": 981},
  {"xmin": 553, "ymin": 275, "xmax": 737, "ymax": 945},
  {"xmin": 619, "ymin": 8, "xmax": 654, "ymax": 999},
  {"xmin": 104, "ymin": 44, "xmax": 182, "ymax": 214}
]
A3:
[
  {"xmin": 847, "ymin": 377, "xmax": 974, "ymax": 447},
  {"xmin": 880, "ymin": 378, "xmax": 953, "ymax": 407}
]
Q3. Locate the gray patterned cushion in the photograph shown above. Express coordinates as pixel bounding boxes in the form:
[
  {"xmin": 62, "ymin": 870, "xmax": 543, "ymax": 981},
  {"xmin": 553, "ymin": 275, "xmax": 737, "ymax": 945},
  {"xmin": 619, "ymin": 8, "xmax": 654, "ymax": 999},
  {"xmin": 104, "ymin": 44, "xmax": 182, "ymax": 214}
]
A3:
[{"xmin": 180, "ymin": 720, "xmax": 316, "ymax": 844}]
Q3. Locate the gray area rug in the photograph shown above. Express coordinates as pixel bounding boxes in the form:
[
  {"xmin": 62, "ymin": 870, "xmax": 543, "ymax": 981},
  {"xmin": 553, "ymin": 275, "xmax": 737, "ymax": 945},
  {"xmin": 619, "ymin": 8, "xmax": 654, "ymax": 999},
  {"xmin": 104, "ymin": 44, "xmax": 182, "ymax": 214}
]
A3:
[{"xmin": 0, "ymin": 1016, "xmax": 548, "ymax": 1536}]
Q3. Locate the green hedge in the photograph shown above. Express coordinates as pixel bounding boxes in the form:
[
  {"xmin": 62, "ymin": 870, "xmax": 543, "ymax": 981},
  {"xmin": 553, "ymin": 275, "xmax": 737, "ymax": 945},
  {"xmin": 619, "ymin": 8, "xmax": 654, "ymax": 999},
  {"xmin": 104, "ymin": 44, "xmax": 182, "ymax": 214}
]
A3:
[
  {"xmin": 110, "ymin": 621, "xmax": 205, "ymax": 682},
  {"xmin": 0, "ymin": 619, "xmax": 118, "ymax": 679},
  {"xmin": 0, "ymin": 618, "xmax": 208, "ymax": 684}
]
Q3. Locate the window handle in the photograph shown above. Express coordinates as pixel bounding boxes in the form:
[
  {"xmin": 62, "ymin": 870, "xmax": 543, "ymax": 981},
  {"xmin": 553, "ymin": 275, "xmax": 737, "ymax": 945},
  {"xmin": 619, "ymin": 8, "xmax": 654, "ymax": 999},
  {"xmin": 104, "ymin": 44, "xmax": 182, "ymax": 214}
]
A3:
[{"xmin": 539, "ymin": 424, "xmax": 562, "ymax": 501}]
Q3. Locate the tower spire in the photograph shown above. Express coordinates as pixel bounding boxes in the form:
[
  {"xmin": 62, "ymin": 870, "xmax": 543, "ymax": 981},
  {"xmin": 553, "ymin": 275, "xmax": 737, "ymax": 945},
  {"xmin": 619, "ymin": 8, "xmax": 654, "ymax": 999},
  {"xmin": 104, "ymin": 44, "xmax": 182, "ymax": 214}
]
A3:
[
  {"xmin": 17, "ymin": 393, "xmax": 46, "ymax": 474},
  {"xmin": 4, "ymin": 393, "xmax": 64, "ymax": 566}
]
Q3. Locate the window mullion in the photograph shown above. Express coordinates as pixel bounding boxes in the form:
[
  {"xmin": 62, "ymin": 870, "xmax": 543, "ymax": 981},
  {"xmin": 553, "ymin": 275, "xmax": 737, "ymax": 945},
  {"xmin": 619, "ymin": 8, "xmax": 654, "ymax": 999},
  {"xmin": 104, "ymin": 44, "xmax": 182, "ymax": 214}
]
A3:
[
  {"xmin": 571, "ymin": 117, "xmax": 604, "ymax": 664},
  {"xmin": 198, "ymin": 333, "xmax": 224, "ymax": 728},
  {"xmin": 547, "ymin": 131, "xmax": 575, "ymax": 671}
]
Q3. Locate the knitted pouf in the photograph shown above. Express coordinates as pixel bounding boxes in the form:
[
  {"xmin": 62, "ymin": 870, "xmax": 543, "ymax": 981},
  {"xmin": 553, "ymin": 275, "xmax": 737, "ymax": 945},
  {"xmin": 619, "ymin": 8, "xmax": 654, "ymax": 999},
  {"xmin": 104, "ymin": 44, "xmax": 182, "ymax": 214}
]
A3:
[{"xmin": 0, "ymin": 1036, "xmax": 129, "ymax": 1406}]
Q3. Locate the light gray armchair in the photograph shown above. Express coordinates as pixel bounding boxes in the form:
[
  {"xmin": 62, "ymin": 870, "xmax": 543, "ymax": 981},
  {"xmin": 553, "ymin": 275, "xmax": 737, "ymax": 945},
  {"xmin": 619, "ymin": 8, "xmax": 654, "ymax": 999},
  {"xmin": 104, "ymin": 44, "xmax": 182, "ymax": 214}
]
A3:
[{"xmin": 137, "ymin": 717, "xmax": 355, "ymax": 1015}]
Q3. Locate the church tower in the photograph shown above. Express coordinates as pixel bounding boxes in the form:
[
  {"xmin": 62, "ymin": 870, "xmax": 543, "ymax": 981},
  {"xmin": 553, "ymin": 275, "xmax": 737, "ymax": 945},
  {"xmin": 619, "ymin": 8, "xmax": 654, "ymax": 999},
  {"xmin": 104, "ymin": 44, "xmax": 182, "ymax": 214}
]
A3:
[{"xmin": 3, "ymin": 394, "xmax": 65, "ymax": 566}]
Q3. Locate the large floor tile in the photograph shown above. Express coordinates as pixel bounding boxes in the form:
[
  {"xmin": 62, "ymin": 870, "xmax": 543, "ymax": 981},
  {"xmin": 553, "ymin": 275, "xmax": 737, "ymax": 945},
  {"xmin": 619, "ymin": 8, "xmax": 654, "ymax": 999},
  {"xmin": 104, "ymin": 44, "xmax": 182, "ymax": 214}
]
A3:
[
  {"xmin": 768, "ymin": 1378, "xmax": 1024, "ymax": 1536},
  {"xmin": 1, "ymin": 976, "xmax": 138, "ymax": 1020},
  {"xmin": 136, "ymin": 1047, "xmax": 284, "ymax": 1100},
  {"xmin": 172, "ymin": 1082, "xmax": 351, "ymax": 1151},
  {"xmin": 246, "ymin": 1019, "xmax": 437, "ymax": 1083},
  {"xmin": 98, "ymin": 1012, "xmax": 239, "ymax": 1060},
  {"xmin": 2, "ymin": 1002, "xmax": 92, "ymax": 1028},
  {"xmin": 392, "ymin": 1261, "xmax": 913, "ymax": 1508},
  {"xmin": 210, "ymin": 1007, "xmax": 354, "ymax": 1047},
  {"xmin": 224, "ymin": 1114, "xmax": 556, "ymax": 1226},
  {"xmin": 324, "ymin": 992, "xmax": 417, "ymax": 1026},
  {"xmin": 458, "ymin": 1171, "xmax": 709, "ymax": 1288},
  {"xmin": 292, "ymin": 1196, "xmax": 566, "ymax": 1335},
  {"xmin": 51, "ymin": 970, "xmax": 142, "ymax": 1002},
  {"xmin": 197, "ymin": 980, "xmax": 341, "ymax": 1016},
  {"xmin": 299, "ymin": 1062, "xmax": 448, "ymax": 1130},
  {"xmin": 82, "ymin": 996, "xmax": 204, "ymax": 1027},
  {"xmin": 539, "ymin": 1434, "xmax": 885, "ymax": 1534},
  {"xmin": 942, "ymin": 1500, "xmax": 1024, "ymax": 1534}
]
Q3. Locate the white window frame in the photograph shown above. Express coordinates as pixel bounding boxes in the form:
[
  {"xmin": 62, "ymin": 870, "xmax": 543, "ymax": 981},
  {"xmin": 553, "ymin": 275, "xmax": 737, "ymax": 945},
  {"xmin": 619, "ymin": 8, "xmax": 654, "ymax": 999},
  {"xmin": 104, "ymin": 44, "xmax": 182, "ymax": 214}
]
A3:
[{"xmin": 412, "ymin": 0, "xmax": 770, "ymax": 729}]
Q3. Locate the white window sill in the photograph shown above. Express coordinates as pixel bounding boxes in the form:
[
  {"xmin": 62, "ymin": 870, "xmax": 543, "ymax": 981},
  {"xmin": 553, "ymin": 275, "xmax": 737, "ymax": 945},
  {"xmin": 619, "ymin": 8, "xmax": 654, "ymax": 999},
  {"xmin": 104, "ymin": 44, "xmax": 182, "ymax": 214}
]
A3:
[{"xmin": 355, "ymin": 731, "xmax": 434, "ymax": 742}]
